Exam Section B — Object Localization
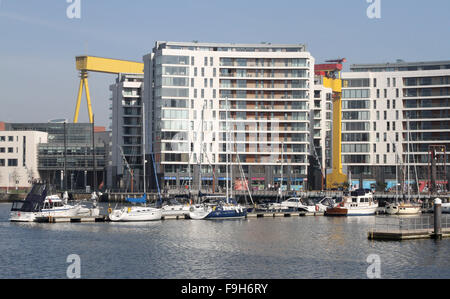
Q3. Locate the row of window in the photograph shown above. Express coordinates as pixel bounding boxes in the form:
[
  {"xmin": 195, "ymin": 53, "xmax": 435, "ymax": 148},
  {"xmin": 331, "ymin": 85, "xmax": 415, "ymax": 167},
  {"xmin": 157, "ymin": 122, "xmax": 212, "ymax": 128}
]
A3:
[
  {"xmin": 219, "ymin": 58, "xmax": 308, "ymax": 67},
  {"xmin": 0, "ymin": 159, "xmax": 18, "ymax": 167},
  {"xmin": 0, "ymin": 136, "xmax": 17, "ymax": 142},
  {"xmin": 0, "ymin": 147, "xmax": 16, "ymax": 153}
]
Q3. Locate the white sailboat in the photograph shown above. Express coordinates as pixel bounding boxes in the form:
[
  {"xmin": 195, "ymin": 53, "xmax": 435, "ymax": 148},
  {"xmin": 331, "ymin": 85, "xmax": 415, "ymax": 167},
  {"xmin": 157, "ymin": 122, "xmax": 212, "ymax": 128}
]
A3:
[
  {"xmin": 108, "ymin": 101, "xmax": 162, "ymax": 222},
  {"xmin": 385, "ymin": 119, "xmax": 421, "ymax": 215}
]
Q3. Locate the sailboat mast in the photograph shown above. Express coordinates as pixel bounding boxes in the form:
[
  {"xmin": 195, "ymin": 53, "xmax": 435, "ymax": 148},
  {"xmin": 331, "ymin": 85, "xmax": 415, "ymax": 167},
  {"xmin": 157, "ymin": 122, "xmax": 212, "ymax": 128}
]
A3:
[
  {"xmin": 407, "ymin": 116, "xmax": 410, "ymax": 200},
  {"xmin": 142, "ymin": 101, "xmax": 146, "ymax": 194},
  {"xmin": 225, "ymin": 97, "xmax": 229, "ymax": 202}
]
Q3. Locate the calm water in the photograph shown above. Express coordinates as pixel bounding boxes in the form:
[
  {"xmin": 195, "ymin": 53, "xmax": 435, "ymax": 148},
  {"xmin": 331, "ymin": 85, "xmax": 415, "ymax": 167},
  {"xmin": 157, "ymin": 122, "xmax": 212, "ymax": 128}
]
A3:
[{"xmin": 0, "ymin": 203, "xmax": 449, "ymax": 279}]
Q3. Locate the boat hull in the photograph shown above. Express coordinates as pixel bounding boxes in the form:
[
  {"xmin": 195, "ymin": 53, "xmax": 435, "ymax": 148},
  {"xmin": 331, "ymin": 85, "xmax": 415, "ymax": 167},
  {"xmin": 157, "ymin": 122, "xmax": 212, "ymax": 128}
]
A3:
[
  {"xmin": 9, "ymin": 211, "xmax": 39, "ymax": 222},
  {"xmin": 385, "ymin": 204, "xmax": 421, "ymax": 215},
  {"xmin": 205, "ymin": 207, "xmax": 247, "ymax": 220},
  {"xmin": 162, "ymin": 205, "xmax": 191, "ymax": 217},
  {"xmin": 109, "ymin": 207, "xmax": 162, "ymax": 222},
  {"xmin": 326, "ymin": 206, "xmax": 378, "ymax": 216},
  {"xmin": 442, "ymin": 203, "xmax": 450, "ymax": 214}
]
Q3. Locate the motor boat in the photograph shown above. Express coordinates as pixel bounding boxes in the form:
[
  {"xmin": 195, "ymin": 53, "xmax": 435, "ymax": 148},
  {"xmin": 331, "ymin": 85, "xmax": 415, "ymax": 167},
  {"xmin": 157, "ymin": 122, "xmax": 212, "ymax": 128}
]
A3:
[
  {"xmin": 278, "ymin": 197, "xmax": 308, "ymax": 211},
  {"xmin": 441, "ymin": 202, "xmax": 450, "ymax": 214},
  {"xmin": 326, "ymin": 189, "xmax": 378, "ymax": 216},
  {"xmin": 9, "ymin": 183, "xmax": 92, "ymax": 222},
  {"xmin": 108, "ymin": 194, "xmax": 162, "ymax": 222}
]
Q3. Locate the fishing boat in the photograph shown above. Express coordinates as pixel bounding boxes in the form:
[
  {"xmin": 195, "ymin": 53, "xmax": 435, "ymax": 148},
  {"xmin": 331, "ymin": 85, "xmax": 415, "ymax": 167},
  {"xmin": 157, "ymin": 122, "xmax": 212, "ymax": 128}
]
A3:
[
  {"xmin": 108, "ymin": 194, "xmax": 162, "ymax": 222},
  {"xmin": 9, "ymin": 183, "xmax": 93, "ymax": 222},
  {"xmin": 326, "ymin": 189, "xmax": 378, "ymax": 216}
]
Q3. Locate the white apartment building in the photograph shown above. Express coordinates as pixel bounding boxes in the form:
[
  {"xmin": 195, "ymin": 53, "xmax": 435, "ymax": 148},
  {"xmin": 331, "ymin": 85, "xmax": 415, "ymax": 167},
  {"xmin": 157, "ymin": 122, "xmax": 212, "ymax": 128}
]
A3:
[
  {"xmin": 144, "ymin": 41, "xmax": 317, "ymax": 192},
  {"xmin": 109, "ymin": 73, "xmax": 145, "ymax": 191},
  {"xmin": 341, "ymin": 60, "xmax": 450, "ymax": 192},
  {"xmin": 0, "ymin": 131, "xmax": 48, "ymax": 190}
]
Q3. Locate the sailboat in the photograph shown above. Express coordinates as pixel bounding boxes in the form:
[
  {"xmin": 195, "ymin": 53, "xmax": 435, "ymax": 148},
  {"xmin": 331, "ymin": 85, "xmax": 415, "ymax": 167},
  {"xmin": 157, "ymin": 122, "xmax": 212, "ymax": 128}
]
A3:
[
  {"xmin": 385, "ymin": 118, "xmax": 421, "ymax": 215},
  {"xmin": 108, "ymin": 101, "xmax": 162, "ymax": 222},
  {"xmin": 189, "ymin": 97, "xmax": 247, "ymax": 220},
  {"xmin": 203, "ymin": 97, "xmax": 247, "ymax": 219}
]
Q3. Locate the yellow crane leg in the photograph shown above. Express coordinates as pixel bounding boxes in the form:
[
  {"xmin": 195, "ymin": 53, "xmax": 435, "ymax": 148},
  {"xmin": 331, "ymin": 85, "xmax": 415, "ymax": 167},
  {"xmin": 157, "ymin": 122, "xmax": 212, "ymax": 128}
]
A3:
[
  {"xmin": 83, "ymin": 76, "xmax": 94, "ymax": 123},
  {"xmin": 326, "ymin": 95, "xmax": 348, "ymax": 189},
  {"xmin": 322, "ymin": 77, "xmax": 348, "ymax": 189},
  {"xmin": 74, "ymin": 77, "xmax": 84, "ymax": 123}
]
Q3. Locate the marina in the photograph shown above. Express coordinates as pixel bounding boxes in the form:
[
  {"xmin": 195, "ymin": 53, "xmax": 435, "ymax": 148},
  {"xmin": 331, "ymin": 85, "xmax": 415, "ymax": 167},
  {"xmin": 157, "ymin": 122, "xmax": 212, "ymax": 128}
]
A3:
[{"xmin": 1, "ymin": 202, "xmax": 450, "ymax": 279}]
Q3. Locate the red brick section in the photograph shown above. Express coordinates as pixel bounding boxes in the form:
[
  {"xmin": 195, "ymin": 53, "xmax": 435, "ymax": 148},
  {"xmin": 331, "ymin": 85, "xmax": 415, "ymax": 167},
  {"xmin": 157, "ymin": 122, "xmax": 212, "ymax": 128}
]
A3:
[
  {"xmin": 94, "ymin": 126, "xmax": 105, "ymax": 133},
  {"xmin": 0, "ymin": 122, "xmax": 5, "ymax": 131}
]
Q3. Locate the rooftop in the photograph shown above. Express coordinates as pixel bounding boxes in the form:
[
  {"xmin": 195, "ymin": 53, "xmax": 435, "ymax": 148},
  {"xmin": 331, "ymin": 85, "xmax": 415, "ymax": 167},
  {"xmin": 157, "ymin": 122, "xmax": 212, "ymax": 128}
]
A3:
[
  {"xmin": 350, "ymin": 60, "xmax": 450, "ymax": 72},
  {"xmin": 154, "ymin": 41, "xmax": 307, "ymax": 53}
]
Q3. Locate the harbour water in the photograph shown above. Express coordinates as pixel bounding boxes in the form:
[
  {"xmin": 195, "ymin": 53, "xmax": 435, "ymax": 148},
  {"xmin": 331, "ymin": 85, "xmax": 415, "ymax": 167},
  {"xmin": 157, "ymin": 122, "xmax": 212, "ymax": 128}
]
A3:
[{"xmin": 0, "ymin": 203, "xmax": 449, "ymax": 279}]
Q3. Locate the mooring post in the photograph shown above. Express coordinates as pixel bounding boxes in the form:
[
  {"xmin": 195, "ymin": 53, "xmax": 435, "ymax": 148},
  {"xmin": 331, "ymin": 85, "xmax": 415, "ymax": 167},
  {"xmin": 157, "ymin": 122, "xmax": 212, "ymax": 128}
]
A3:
[{"xmin": 434, "ymin": 198, "xmax": 442, "ymax": 240}]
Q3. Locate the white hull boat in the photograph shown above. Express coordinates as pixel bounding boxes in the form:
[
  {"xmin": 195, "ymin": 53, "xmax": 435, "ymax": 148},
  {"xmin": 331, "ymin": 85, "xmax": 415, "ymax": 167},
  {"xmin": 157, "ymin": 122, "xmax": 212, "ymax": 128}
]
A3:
[
  {"xmin": 188, "ymin": 204, "xmax": 212, "ymax": 220},
  {"xmin": 109, "ymin": 206, "xmax": 162, "ymax": 222},
  {"xmin": 326, "ymin": 189, "xmax": 378, "ymax": 216},
  {"xmin": 10, "ymin": 187, "xmax": 98, "ymax": 222},
  {"xmin": 161, "ymin": 200, "xmax": 191, "ymax": 217},
  {"xmin": 385, "ymin": 203, "xmax": 422, "ymax": 215},
  {"xmin": 442, "ymin": 203, "xmax": 450, "ymax": 214}
]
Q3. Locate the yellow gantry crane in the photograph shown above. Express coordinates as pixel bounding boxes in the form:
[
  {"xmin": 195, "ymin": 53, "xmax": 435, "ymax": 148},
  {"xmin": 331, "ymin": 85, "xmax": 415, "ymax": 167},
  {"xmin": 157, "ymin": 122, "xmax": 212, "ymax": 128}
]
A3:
[{"xmin": 74, "ymin": 56, "xmax": 144, "ymax": 123}]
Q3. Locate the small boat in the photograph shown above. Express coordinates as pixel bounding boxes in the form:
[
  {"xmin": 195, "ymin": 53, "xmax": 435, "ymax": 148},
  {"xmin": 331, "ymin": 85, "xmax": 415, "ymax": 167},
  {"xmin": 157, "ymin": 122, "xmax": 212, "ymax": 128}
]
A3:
[
  {"xmin": 442, "ymin": 202, "xmax": 450, "ymax": 214},
  {"xmin": 385, "ymin": 201, "xmax": 422, "ymax": 215},
  {"xmin": 326, "ymin": 189, "xmax": 378, "ymax": 216},
  {"xmin": 278, "ymin": 197, "xmax": 308, "ymax": 211},
  {"xmin": 108, "ymin": 194, "xmax": 162, "ymax": 222}
]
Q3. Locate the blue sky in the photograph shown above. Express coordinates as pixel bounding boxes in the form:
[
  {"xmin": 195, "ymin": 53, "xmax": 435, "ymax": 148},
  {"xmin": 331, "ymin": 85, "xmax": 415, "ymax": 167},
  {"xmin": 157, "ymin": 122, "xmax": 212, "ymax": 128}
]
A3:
[{"xmin": 0, "ymin": 0, "xmax": 449, "ymax": 126}]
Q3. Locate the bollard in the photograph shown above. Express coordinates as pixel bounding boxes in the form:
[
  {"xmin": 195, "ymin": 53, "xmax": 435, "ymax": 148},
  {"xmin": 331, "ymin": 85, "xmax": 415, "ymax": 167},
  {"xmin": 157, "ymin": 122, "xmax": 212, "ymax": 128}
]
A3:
[{"xmin": 434, "ymin": 198, "xmax": 442, "ymax": 240}]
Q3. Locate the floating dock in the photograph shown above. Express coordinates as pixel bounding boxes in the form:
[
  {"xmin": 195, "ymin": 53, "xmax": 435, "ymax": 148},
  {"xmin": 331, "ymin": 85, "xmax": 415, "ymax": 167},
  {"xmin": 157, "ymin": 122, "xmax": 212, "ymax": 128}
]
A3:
[
  {"xmin": 35, "ymin": 215, "xmax": 107, "ymax": 223},
  {"xmin": 247, "ymin": 211, "xmax": 324, "ymax": 218},
  {"xmin": 368, "ymin": 228, "xmax": 450, "ymax": 241}
]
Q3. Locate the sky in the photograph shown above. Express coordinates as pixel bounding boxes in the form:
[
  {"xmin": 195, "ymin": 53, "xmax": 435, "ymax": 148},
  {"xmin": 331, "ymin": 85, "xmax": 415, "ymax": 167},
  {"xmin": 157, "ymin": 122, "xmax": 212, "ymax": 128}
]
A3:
[{"xmin": 0, "ymin": 0, "xmax": 449, "ymax": 127}]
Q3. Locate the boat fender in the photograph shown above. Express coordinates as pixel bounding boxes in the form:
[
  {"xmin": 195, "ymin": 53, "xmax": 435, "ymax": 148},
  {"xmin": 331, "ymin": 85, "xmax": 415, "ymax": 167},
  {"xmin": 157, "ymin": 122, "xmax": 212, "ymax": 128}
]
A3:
[
  {"xmin": 127, "ymin": 207, "xmax": 131, "ymax": 213},
  {"xmin": 108, "ymin": 208, "xmax": 112, "ymax": 214},
  {"xmin": 315, "ymin": 205, "xmax": 319, "ymax": 212}
]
